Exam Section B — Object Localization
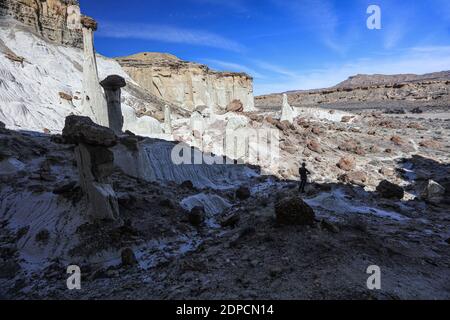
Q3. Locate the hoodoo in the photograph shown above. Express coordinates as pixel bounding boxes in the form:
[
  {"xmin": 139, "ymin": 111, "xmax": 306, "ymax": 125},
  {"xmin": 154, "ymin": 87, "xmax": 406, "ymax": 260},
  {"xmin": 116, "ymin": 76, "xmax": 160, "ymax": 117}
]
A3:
[
  {"xmin": 100, "ymin": 75, "xmax": 126, "ymax": 134},
  {"xmin": 80, "ymin": 15, "xmax": 108, "ymax": 127},
  {"xmin": 280, "ymin": 94, "xmax": 295, "ymax": 123},
  {"xmin": 164, "ymin": 105, "xmax": 173, "ymax": 134}
]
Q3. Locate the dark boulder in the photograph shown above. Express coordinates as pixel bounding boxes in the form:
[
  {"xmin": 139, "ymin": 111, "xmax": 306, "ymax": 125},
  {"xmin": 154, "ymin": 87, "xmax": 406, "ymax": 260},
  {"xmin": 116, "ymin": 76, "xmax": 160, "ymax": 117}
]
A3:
[
  {"xmin": 62, "ymin": 115, "xmax": 117, "ymax": 147},
  {"xmin": 188, "ymin": 206, "xmax": 205, "ymax": 226},
  {"xmin": 275, "ymin": 196, "xmax": 316, "ymax": 226},
  {"xmin": 121, "ymin": 248, "xmax": 138, "ymax": 267},
  {"xmin": 236, "ymin": 186, "xmax": 251, "ymax": 201},
  {"xmin": 376, "ymin": 180, "xmax": 404, "ymax": 200}
]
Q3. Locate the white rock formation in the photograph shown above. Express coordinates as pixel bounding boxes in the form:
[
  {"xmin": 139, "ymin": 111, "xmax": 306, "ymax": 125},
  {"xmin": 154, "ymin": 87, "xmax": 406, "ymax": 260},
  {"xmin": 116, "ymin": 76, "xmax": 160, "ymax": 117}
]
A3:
[
  {"xmin": 116, "ymin": 52, "xmax": 255, "ymax": 112},
  {"xmin": 80, "ymin": 17, "xmax": 109, "ymax": 127},
  {"xmin": 164, "ymin": 105, "xmax": 173, "ymax": 134},
  {"xmin": 122, "ymin": 105, "xmax": 163, "ymax": 137},
  {"xmin": 280, "ymin": 93, "xmax": 295, "ymax": 123},
  {"xmin": 0, "ymin": 22, "xmax": 164, "ymax": 135},
  {"xmin": 190, "ymin": 111, "xmax": 205, "ymax": 136}
]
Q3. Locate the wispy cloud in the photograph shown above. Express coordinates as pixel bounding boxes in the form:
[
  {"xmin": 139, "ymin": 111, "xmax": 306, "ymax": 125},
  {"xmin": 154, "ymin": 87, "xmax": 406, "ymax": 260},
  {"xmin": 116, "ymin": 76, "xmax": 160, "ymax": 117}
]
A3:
[
  {"xmin": 98, "ymin": 22, "xmax": 245, "ymax": 52},
  {"xmin": 253, "ymin": 60, "xmax": 299, "ymax": 78},
  {"xmin": 202, "ymin": 59, "xmax": 266, "ymax": 79}
]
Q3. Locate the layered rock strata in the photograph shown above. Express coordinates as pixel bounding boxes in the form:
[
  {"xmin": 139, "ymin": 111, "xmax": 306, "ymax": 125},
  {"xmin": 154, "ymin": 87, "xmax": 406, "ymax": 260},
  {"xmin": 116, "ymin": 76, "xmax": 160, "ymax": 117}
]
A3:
[
  {"xmin": 0, "ymin": 0, "xmax": 83, "ymax": 47},
  {"xmin": 116, "ymin": 52, "xmax": 255, "ymax": 112}
]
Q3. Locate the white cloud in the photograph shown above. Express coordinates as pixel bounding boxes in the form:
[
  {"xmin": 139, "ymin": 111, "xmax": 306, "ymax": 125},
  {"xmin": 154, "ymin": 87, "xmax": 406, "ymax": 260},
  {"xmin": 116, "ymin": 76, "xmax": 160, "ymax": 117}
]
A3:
[{"xmin": 98, "ymin": 22, "xmax": 245, "ymax": 52}]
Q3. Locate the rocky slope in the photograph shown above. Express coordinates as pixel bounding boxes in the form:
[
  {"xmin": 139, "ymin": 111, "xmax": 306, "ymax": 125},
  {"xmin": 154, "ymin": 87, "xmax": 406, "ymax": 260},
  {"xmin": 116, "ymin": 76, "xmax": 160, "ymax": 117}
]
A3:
[
  {"xmin": 1, "ymin": 104, "xmax": 449, "ymax": 299},
  {"xmin": 256, "ymin": 72, "xmax": 450, "ymax": 111},
  {"xmin": 0, "ymin": 0, "xmax": 83, "ymax": 47},
  {"xmin": 116, "ymin": 52, "xmax": 255, "ymax": 112},
  {"xmin": 335, "ymin": 71, "xmax": 450, "ymax": 88}
]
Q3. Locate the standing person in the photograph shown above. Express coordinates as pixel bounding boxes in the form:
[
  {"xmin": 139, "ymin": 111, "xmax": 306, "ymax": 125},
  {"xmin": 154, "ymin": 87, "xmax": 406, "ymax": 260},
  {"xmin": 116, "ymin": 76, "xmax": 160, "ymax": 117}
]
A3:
[{"xmin": 299, "ymin": 162, "xmax": 311, "ymax": 193}]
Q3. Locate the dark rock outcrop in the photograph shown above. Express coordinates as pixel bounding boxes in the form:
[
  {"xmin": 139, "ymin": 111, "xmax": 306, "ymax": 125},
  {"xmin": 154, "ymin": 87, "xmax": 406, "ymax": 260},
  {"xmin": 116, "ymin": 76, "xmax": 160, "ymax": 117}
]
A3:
[{"xmin": 275, "ymin": 196, "xmax": 316, "ymax": 226}]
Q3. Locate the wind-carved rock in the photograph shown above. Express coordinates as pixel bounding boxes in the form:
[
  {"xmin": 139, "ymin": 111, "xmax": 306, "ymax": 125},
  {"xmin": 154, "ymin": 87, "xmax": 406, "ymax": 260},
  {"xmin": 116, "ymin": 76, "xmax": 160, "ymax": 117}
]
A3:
[
  {"xmin": 63, "ymin": 115, "xmax": 120, "ymax": 221},
  {"xmin": 80, "ymin": 16, "xmax": 108, "ymax": 128},
  {"xmin": 163, "ymin": 105, "xmax": 173, "ymax": 134},
  {"xmin": 100, "ymin": 75, "xmax": 126, "ymax": 134},
  {"xmin": 281, "ymin": 94, "xmax": 295, "ymax": 123}
]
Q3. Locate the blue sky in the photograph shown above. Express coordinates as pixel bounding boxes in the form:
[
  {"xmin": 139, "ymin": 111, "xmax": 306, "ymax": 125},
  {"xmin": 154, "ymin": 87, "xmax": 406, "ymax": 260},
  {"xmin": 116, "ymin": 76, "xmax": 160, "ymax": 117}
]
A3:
[{"xmin": 80, "ymin": 0, "xmax": 450, "ymax": 95}]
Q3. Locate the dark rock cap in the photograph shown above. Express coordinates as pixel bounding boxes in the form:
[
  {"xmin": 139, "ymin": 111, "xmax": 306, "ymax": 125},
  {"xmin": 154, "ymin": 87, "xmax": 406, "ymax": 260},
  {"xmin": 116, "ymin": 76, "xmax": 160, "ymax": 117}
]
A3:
[
  {"xmin": 80, "ymin": 16, "xmax": 98, "ymax": 31},
  {"xmin": 62, "ymin": 115, "xmax": 117, "ymax": 147},
  {"xmin": 100, "ymin": 75, "xmax": 127, "ymax": 89}
]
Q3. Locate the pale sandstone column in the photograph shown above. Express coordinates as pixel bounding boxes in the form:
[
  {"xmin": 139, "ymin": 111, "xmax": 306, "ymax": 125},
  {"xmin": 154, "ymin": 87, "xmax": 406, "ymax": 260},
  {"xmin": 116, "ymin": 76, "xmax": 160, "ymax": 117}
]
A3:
[
  {"xmin": 100, "ymin": 75, "xmax": 126, "ymax": 134},
  {"xmin": 281, "ymin": 93, "xmax": 294, "ymax": 123},
  {"xmin": 80, "ymin": 16, "xmax": 109, "ymax": 127},
  {"xmin": 164, "ymin": 105, "xmax": 173, "ymax": 134}
]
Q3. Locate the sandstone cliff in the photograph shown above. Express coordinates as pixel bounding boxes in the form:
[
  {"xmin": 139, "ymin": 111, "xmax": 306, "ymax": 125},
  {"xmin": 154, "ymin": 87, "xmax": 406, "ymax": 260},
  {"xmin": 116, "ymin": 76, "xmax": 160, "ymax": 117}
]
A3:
[
  {"xmin": 256, "ymin": 72, "xmax": 450, "ymax": 110},
  {"xmin": 0, "ymin": 0, "xmax": 82, "ymax": 47},
  {"xmin": 116, "ymin": 52, "xmax": 255, "ymax": 112}
]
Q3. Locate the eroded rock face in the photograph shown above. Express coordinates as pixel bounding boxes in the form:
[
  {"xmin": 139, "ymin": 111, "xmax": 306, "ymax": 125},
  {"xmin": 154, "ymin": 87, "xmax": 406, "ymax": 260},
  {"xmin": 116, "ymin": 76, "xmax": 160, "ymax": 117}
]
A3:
[
  {"xmin": 116, "ymin": 52, "xmax": 255, "ymax": 112},
  {"xmin": 0, "ymin": 0, "xmax": 83, "ymax": 47}
]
